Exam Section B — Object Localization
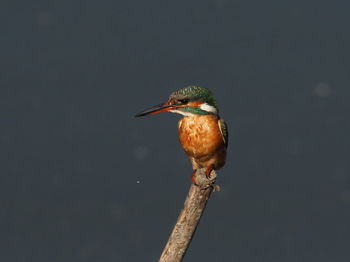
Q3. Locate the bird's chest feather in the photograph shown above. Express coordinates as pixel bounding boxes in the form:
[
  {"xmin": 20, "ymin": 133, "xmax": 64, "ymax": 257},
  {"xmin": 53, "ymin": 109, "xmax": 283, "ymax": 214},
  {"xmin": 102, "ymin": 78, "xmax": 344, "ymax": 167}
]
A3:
[{"xmin": 178, "ymin": 115, "xmax": 223, "ymax": 158}]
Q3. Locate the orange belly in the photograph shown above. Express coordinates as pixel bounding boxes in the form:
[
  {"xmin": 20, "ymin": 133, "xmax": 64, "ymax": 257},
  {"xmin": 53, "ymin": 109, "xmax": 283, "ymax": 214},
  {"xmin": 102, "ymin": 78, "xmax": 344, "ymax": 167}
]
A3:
[{"xmin": 178, "ymin": 115, "xmax": 226, "ymax": 170}]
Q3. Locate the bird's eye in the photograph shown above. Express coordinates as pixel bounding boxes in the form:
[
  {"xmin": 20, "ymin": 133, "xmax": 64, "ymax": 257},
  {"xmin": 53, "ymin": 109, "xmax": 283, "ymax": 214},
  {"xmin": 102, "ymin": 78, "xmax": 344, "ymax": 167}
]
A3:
[{"xmin": 178, "ymin": 99, "xmax": 189, "ymax": 104}]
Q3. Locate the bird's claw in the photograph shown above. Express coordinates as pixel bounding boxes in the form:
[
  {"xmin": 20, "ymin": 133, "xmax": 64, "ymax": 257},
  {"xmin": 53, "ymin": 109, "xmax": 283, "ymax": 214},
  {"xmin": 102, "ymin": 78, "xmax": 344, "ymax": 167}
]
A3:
[{"xmin": 205, "ymin": 165, "xmax": 214, "ymax": 179}]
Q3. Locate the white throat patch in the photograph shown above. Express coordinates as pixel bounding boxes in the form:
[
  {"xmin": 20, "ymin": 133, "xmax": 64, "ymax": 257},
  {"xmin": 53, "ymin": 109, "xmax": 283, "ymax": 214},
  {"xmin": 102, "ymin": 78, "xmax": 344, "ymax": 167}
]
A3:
[{"xmin": 199, "ymin": 103, "xmax": 217, "ymax": 114}]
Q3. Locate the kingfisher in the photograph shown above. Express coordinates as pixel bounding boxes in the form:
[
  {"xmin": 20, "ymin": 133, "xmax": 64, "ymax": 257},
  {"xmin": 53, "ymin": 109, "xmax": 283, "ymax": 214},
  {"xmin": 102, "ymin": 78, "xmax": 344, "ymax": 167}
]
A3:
[{"xmin": 135, "ymin": 86, "xmax": 228, "ymax": 183}]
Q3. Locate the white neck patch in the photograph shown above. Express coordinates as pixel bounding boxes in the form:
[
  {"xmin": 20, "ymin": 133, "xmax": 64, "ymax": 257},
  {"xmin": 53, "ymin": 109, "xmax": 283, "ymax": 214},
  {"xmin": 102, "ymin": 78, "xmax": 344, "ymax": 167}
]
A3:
[{"xmin": 199, "ymin": 103, "xmax": 217, "ymax": 114}]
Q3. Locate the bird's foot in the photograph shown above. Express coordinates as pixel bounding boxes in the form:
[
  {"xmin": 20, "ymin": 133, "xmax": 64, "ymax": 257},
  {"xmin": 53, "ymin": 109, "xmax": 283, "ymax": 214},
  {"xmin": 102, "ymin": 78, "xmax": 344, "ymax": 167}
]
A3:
[
  {"xmin": 191, "ymin": 169, "xmax": 198, "ymax": 184},
  {"xmin": 192, "ymin": 168, "xmax": 218, "ymax": 189},
  {"xmin": 205, "ymin": 165, "xmax": 214, "ymax": 179}
]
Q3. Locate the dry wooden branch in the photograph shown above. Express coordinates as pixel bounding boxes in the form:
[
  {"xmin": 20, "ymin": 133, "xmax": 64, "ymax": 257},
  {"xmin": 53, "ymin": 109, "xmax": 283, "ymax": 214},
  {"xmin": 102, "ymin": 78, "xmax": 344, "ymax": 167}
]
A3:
[{"xmin": 158, "ymin": 168, "xmax": 218, "ymax": 262}]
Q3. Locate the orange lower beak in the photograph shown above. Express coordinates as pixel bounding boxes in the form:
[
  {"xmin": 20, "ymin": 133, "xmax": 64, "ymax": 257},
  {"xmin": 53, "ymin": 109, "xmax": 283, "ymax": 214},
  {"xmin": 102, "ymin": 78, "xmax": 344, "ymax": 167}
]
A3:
[{"xmin": 135, "ymin": 102, "xmax": 178, "ymax": 117}]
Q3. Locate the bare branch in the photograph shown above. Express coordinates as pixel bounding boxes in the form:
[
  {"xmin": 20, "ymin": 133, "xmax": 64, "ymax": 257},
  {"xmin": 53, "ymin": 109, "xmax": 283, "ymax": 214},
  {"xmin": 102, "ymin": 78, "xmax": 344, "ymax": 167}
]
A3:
[{"xmin": 159, "ymin": 168, "xmax": 217, "ymax": 262}]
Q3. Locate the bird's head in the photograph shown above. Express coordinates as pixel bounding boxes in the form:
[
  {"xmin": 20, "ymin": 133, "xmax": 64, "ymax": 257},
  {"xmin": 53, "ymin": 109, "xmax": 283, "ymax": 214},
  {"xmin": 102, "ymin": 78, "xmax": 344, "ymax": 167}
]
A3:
[{"xmin": 135, "ymin": 86, "xmax": 218, "ymax": 117}]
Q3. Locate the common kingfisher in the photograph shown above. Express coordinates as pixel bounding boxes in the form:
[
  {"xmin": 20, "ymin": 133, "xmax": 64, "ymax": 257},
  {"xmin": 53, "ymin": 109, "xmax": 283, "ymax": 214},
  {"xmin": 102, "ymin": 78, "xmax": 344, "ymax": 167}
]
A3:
[{"xmin": 135, "ymin": 86, "xmax": 228, "ymax": 183}]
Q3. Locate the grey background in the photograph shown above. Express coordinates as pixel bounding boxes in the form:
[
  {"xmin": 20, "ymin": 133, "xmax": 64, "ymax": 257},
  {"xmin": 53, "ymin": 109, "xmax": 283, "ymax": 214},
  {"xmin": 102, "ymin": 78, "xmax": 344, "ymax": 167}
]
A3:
[{"xmin": 1, "ymin": 1, "xmax": 350, "ymax": 261}]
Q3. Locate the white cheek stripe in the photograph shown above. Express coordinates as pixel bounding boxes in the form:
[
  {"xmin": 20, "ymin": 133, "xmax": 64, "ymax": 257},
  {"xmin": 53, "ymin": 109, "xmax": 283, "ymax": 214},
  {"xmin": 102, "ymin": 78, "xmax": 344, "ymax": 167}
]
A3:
[
  {"xmin": 169, "ymin": 110, "xmax": 196, "ymax": 117},
  {"xmin": 199, "ymin": 103, "xmax": 217, "ymax": 114}
]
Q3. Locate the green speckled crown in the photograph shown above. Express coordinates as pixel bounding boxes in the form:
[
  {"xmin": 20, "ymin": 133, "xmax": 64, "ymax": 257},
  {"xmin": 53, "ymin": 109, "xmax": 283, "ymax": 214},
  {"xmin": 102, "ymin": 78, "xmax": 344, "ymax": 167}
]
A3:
[{"xmin": 170, "ymin": 86, "xmax": 217, "ymax": 107}]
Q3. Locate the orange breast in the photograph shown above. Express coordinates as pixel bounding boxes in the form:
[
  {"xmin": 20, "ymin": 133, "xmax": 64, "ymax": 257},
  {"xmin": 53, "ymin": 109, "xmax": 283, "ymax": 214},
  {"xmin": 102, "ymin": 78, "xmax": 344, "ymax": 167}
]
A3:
[{"xmin": 178, "ymin": 115, "xmax": 226, "ymax": 169}]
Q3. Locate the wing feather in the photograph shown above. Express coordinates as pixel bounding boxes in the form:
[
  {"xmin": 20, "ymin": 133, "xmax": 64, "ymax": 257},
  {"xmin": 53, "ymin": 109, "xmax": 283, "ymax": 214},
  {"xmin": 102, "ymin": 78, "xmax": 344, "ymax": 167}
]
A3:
[{"xmin": 218, "ymin": 118, "xmax": 228, "ymax": 148}]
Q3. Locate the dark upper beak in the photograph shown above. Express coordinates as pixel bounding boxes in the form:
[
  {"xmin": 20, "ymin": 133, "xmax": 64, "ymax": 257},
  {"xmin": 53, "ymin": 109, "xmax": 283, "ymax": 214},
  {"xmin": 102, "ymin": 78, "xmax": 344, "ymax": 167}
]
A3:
[{"xmin": 134, "ymin": 102, "xmax": 176, "ymax": 117}]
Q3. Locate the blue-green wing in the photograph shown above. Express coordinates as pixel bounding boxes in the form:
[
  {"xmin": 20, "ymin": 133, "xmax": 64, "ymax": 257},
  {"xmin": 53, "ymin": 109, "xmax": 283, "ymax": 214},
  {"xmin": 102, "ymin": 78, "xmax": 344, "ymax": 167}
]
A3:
[{"xmin": 218, "ymin": 118, "xmax": 228, "ymax": 148}]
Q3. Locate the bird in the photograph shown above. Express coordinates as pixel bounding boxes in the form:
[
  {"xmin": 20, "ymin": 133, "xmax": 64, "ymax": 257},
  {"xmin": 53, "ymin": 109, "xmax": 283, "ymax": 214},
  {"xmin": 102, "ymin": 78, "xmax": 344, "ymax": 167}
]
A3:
[{"xmin": 135, "ymin": 86, "xmax": 228, "ymax": 183}]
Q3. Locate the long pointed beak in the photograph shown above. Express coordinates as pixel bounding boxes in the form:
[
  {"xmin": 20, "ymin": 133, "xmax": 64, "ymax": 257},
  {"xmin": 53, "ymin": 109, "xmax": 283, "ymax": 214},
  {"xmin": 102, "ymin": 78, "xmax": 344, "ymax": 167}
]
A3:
[{"xmin": 135, "ymin": 102, "xmax": 176, "ymax": 117}]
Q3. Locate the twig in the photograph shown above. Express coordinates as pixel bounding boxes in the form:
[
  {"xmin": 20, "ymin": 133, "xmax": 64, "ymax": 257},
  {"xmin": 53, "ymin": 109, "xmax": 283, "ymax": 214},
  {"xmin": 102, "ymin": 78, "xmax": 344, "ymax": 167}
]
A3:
[{"xmin": 158, "ymin": 168, "xmax": 218, "ymax": 262}]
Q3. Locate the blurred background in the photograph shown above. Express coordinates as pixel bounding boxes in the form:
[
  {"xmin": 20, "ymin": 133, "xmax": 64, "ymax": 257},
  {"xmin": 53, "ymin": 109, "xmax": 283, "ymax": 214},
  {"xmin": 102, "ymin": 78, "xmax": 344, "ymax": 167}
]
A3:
[{"xmin": 1, "ymin": 0, "xmax": 349, "ymax": 261}]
